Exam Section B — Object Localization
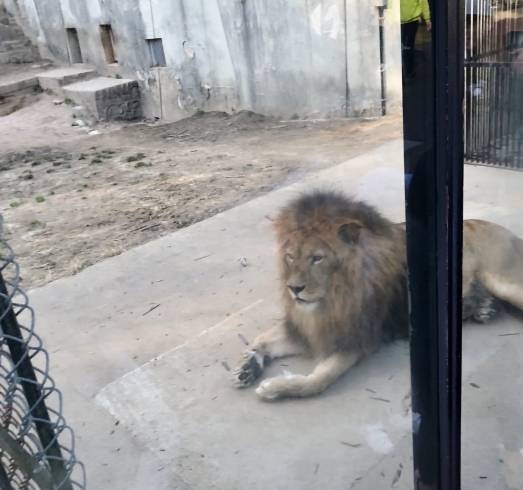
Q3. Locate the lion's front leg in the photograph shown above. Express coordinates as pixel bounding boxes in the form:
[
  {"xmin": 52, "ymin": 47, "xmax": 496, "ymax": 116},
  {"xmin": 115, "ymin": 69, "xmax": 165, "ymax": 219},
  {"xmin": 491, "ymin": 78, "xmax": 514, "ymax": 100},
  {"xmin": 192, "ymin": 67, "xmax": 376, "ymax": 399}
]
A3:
[
  {"xmin": 232, "ymin": 325, "xmax": 304, "ymax": 388},
  {"xmin": 255, "ymin": 351, "xmax": 360, "ymax": 401}
]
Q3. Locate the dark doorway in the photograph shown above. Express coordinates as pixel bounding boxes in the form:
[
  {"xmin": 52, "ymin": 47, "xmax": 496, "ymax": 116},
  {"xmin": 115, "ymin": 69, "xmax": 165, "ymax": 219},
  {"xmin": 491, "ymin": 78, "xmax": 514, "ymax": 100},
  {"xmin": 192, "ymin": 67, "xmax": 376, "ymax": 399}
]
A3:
[
  {"xmin": 66, "ymin": 28, "xmax": 83, "ymax": 64},
  {"xmin": 147, "ymin": 38, "xmax": 166, "ymax": 67},
  {"xmin": 100, "ymin": 25, "xmax": 117, "ymax": 64}
]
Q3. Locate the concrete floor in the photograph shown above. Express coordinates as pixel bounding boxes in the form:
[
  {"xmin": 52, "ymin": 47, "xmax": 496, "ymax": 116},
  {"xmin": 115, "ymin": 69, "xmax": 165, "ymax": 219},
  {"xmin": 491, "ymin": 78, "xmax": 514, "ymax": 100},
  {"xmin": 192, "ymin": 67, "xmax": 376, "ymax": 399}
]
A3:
[{"xmin": 24, "ymin": 140, "xmax": 523, "ymax": 489}]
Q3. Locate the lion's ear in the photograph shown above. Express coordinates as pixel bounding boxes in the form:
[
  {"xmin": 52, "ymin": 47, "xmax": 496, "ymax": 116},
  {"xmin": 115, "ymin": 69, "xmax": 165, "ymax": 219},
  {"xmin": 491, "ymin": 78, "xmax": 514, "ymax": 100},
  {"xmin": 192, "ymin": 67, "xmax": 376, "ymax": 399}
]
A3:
[{"xmin": 338, "ymin": 222, "xmax": 363, "ymax": 245}]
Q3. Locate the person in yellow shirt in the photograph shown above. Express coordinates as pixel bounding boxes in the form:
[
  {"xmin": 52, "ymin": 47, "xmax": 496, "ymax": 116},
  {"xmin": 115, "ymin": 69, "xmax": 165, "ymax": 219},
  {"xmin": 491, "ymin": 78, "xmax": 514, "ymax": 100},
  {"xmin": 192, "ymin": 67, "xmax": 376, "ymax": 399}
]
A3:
[{"xmin": 400, "ymin": 0, "xmax": 432, "ymax": 81}]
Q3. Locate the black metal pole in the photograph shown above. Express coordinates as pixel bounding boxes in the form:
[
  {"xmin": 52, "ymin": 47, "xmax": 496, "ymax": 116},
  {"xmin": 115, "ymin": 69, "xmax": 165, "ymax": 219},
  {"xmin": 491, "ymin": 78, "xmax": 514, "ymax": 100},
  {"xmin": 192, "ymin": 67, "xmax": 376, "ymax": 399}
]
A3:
[
  {"xmin": 0, "ymin": 271, "xmax": 73, "ymax": 490},
  {"xmin": 434, "ymin": 0, "xmax": 464, "ymax": 483},
  {"xmin": 404, "ymin": 0, "xmax": 464, "ymax": 486},
  {"xmin": 378, "ymin": 6, "xmax": 387, "ymax": 116}
]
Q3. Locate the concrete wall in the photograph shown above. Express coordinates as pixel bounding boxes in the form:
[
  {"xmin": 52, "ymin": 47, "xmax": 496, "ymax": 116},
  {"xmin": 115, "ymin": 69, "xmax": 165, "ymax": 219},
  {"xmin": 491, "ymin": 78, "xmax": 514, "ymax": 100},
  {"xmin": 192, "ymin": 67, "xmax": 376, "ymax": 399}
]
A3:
[
  {"xmin": 0, "ymin": 0, "xmax": 38, "ymax": 63},
  {"xmin": 4, "ymin": 0, "xmax": 402, "ymax": 121}
]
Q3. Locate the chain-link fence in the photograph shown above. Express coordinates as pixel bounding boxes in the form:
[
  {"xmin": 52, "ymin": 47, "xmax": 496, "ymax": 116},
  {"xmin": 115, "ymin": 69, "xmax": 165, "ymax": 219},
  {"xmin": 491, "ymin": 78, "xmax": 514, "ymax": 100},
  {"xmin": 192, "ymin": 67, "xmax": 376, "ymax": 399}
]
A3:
[{"xmin": 0, "ymin": 214, "xmax": 86, "ymax": 490}]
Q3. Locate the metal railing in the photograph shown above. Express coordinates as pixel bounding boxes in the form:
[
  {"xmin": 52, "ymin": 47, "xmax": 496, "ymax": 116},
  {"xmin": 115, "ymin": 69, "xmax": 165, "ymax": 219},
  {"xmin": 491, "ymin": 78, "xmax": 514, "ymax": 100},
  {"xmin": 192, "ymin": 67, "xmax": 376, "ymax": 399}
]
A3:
[{"xmin": 465, "ymin": 61, "xmax": 523, "ymax": 169}]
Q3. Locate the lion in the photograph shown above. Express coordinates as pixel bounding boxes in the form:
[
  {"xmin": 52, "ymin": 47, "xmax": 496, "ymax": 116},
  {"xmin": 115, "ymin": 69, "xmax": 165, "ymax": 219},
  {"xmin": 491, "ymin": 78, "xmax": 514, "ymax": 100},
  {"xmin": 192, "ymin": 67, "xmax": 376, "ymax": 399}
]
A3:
[{"xmin": 232, "ymin": 190, "xmax": 523, "ymax": 401}]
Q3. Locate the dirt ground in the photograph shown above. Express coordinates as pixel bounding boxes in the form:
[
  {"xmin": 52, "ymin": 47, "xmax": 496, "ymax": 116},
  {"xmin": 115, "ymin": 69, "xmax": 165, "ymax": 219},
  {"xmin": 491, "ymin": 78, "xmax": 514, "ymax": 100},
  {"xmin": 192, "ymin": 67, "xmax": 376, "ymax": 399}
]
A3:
[{"xmin": 0, "ymin": 93, "xmax": 403, "ymax": 290}]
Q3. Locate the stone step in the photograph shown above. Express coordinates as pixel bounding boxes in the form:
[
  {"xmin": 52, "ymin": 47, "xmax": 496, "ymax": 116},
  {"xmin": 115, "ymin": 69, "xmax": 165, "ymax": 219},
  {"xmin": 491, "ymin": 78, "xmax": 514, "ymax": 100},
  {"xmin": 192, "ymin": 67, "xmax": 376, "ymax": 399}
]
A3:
[
  {"xmin": 1, "ymin": 39, "xmax": 26, "ymax": 47},
  {"xmin": 37, "ymin": 66, "xmax": 98, "ymax": 93},
  {"xmin": 63, "ymin": 77, "xmax": 142, "ymax": 122},
  {"xmin": 2, "ymin": 39, "xmax": 26, "ymax": 46},
  {"xmin": 0, "ymin": 41, "xmax": 28, "ymax": 52},
  {"xmin": 0, "ymin": 48, "xmax": 37, "ymax": 64},
  {"xmin": 0, "ymin": 75, "xmax": 39, "ymax": 97}
]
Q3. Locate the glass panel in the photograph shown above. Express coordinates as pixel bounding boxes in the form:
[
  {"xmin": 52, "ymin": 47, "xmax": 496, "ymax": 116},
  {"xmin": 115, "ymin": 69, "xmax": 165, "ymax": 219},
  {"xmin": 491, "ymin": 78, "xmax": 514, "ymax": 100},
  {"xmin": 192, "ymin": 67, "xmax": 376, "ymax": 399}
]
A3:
[
  {"xmin": 462, "ymin": 1, "xmax": 523, "ymax": 488},
  {"xmin": 0, "ymin": 0, "xmax": 468, "ymax": 488},
  {"xmin": 403, "ymin": 0, "xmax": 465, "ymax": 487}
]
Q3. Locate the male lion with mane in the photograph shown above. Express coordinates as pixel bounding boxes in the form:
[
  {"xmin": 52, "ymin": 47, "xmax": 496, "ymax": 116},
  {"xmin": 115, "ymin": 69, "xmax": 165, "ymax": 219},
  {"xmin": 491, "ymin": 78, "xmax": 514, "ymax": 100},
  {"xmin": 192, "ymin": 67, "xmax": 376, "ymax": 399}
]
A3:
[{"xmin": 232, "ymin": 191, "xmax": 523, "ymax": 401}]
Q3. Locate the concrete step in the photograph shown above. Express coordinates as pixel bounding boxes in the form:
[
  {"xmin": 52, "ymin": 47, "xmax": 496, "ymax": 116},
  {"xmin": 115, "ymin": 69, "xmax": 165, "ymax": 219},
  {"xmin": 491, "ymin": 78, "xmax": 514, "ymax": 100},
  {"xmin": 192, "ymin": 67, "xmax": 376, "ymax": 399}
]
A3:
[
  {"xmin": 37, "ymin": 66, "xmax": 98, "ymax": 94},
  {"xmin": 0, "ymin": 48, "xmax": 37, "ymax": 64},
  {"xmin": 0, "ymin": 28, "xmax": 26, "ymax": 42},
  {"xmin": 0, "ymin": 42, "xmax": 27, "ymax": 53},
  {"xmin": 0, "ymin": 39, "xmax": 26, "ymax": 48},
  {"xmin": 63, "ymin": 77, "xmax": 142, "ymax": 122},
  {"xmin": 0, "ymin": 75, "xmax": 39, "ymax": 97}
]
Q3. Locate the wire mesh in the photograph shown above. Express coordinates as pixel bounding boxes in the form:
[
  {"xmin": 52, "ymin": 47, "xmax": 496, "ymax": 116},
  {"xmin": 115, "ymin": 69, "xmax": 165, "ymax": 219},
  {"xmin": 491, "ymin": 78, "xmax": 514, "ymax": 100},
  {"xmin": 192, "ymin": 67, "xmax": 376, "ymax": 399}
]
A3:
[{"xmin": 0, "ymin": 214, "xmax": 86, "ymax": 490}]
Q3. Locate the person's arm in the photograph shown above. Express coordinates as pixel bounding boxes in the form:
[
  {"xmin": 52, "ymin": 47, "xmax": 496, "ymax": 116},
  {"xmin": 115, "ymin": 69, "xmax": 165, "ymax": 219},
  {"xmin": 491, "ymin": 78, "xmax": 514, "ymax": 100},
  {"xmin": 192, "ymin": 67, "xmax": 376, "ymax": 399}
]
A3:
[{"xmin": 421, "ymin": 0, "xmax": 432, "ymax": 30}]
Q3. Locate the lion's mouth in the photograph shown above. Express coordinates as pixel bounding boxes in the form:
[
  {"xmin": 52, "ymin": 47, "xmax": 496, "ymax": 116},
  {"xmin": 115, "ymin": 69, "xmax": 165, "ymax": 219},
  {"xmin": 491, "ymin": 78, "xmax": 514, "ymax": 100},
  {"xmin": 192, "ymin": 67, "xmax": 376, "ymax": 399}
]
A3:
[
  {"xmin": 288, "ymin": 288, "xmax": 319, "ymax": 304},
  {"xmin": 295, "ymin": 296, "xmax": 317, "ymax": 304}
]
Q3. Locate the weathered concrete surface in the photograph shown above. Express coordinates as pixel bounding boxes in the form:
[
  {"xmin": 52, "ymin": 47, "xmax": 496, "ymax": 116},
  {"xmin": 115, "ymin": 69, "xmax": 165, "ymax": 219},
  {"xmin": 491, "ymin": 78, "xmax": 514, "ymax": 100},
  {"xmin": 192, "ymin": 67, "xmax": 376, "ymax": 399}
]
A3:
[
  {"xmin": 63, "ymin": 77, "xmax": 142, "ymax": 121},
  {"xmin": 98, "ymin": 300, "xmax": 414, "ymax": 490},
  {"xmin": 4, "ymin": 0, "xmax": 403, "ymax": 121},
  {"xmin": 23, "ymin": 141, "xmax": 523, "ymax": 489}
]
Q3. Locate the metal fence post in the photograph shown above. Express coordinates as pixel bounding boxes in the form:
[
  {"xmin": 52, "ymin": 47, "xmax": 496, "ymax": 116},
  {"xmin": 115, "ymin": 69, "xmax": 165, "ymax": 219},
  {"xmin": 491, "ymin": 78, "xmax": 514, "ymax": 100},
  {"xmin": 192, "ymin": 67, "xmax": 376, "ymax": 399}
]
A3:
[{"xmin": 0, "ymin": 215, "xmax": 85, "ymax": 489}]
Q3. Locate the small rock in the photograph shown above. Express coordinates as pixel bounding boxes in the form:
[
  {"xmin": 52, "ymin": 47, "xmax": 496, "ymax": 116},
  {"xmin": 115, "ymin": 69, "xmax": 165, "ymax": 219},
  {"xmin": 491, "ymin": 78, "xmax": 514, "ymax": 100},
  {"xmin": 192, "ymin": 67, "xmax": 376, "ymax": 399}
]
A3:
[
  {"xmin": 74, "ymin": 106, "xmax": 88, "ymax": 117},
  {"xmin": 75, "ymin": 119, "xmax": 86, "ymax": 127},
  {"xmin": 239, "ymin": 257, "xmax": 247, "ymax": 267},
  {"xmin": 53, "ymin": 99, "xmax": 64, "ymax": 105},
  {"xmin": 88, "ymin": 130, "xmax": 101, "ymax": 136},
  {"xmin": 31, "ymin": 64, "xmax": 41, "ymax": 69}
]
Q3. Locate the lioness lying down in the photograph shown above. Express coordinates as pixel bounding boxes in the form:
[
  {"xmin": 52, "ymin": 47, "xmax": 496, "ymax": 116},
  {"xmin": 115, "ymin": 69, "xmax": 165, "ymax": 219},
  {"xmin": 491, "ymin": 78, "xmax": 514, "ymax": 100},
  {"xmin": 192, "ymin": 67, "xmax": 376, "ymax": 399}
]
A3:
[{"xmin": 233, "ymin": 191, "xmax": 523, "ymax": 401}]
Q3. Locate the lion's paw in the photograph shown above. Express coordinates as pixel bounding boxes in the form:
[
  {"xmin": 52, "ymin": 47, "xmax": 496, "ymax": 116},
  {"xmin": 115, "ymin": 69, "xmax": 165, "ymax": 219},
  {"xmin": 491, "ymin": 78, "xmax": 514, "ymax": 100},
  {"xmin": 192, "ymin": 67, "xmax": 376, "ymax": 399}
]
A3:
[
  {"xmin": 232, "ymin": 350, "xmax": 268, "ymax": 388},
  {"xmin": 255, "ymin": 372, "xmax": 305, "ymax": 401},
  {"xmin": 255, "ymin": 377, "xmax": 284, "ymax": 401},
  {"xmin": 474, "ymin": 307, "xmax": 498, "ymax": 324}
]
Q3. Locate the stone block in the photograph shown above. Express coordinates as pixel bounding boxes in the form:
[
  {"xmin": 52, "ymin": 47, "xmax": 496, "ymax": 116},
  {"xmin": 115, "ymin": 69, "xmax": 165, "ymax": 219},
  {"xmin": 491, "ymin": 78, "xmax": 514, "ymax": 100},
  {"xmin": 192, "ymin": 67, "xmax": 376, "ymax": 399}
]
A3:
[{"xmin": 63, "ymin": 77, "xmax": 142, "ymax": 122}]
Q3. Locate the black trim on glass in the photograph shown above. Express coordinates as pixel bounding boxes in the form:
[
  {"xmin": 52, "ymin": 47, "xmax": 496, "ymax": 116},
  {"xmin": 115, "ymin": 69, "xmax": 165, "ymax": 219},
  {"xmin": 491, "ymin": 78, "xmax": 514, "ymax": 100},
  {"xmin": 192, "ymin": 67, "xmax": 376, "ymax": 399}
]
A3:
[{"xmin": 403, "ymin": 0, "xmax": 464, "ymax": 486}]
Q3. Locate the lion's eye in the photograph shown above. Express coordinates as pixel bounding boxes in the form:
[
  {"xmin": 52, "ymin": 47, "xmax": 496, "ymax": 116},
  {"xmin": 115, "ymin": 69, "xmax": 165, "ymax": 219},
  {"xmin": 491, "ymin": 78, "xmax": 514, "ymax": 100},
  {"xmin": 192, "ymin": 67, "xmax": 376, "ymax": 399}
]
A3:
[
  {"xmin": 312, "ymin": 255, "xmax": 324, "ymax": 264},
  {"xmin": 286, "ymin": 254, "xmax": 294, "ymax": 262}
]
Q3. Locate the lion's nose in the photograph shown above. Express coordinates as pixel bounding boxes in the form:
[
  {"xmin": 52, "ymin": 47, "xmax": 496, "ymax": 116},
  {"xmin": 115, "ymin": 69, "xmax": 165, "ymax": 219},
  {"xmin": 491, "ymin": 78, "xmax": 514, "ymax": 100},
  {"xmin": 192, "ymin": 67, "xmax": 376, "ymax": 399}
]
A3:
[{"xmin": 288, "ymin": 285, "xmax": 305, "ymax": 295}]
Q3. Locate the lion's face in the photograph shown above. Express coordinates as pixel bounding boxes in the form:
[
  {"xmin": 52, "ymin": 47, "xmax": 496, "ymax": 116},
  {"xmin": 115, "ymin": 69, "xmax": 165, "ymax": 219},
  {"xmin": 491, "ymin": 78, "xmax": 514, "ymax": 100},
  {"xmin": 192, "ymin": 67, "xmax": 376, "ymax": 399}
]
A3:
[
  {"xmin": 279, "ymin": 221, "xmax": 366, "ymax": 309},
  {"xmin": 272, "ymin": 192, "xmax": 408, "ymax": 356},
  {"xmin": 281, "ymin": 234, "xmax": 340, "ymax": 307}
]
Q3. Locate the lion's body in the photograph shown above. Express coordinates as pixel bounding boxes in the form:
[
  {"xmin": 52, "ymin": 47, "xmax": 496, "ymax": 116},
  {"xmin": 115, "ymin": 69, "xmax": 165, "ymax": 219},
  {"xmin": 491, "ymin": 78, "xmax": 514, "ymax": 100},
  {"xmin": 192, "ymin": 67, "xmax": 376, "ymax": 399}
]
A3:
[{"xmin": 233, "ymin": 191, "xmax": 523, "ymax": 400}]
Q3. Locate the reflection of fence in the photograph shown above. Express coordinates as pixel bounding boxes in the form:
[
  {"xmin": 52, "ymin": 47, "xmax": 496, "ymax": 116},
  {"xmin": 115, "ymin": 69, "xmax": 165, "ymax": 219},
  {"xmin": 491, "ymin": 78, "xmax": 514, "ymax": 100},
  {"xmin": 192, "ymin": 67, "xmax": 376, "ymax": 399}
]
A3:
[
  {"xmin": 465, "ymin": 61, "xmax": 523, "ymax": 169},
  {"xmin": 0, "ymin": 215, "xmax": 85, "ymax": 489}
]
